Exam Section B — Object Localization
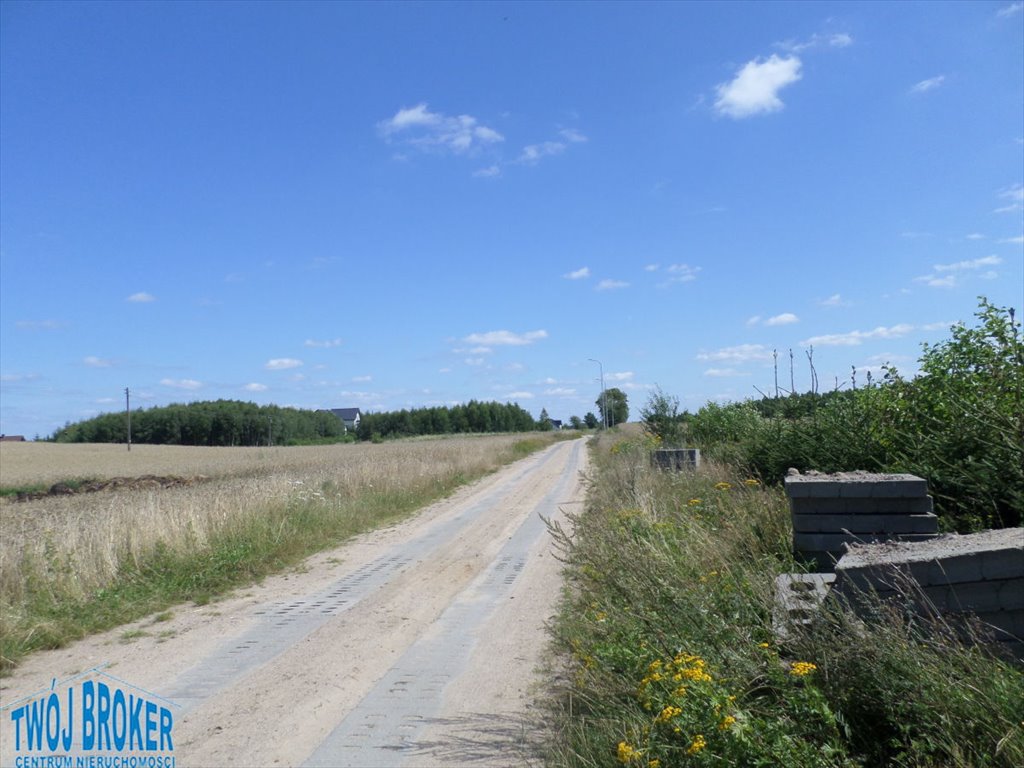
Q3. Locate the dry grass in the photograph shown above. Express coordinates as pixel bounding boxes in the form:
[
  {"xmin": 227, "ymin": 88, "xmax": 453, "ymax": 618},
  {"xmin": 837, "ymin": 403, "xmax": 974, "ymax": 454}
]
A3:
[
  {"xmin": 0, "ymin": 434, "xmax": 559, "ymax": 667},
  {"xmin": 1, "ymin": 440, "xmax": 415, "ymax": 487}
]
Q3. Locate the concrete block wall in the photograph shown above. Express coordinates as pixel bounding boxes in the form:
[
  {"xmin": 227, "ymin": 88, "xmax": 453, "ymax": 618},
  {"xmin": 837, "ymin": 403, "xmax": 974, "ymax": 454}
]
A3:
[
  {"xmin": 784, "ymin": 470, "xmax": 939, "ymax": 571},
  {"xmin": 650, "ymin": 448, "xmax": 701, "ymax": 471},
  {"xmin": 833, "ymin": 528, "xmax": 1024, "ymax": 661}
]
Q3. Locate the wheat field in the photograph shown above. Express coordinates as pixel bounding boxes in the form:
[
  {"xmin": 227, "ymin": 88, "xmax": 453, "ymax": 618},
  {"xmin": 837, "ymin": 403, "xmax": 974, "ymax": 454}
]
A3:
[{"xmin": 0, "ymin": 435, "xmax": 558, "ymax": 665}]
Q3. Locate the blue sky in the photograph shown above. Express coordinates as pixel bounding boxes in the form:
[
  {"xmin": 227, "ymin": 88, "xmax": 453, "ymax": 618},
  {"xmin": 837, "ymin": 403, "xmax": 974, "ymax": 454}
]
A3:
[{"xmin": 1, "ymin": 0, "xmax": 1022, "ymax": 438}]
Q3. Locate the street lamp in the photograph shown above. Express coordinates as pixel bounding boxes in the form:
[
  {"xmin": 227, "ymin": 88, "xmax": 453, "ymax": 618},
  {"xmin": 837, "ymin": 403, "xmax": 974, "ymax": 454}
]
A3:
[{"xmin": 588, "ymin": 358, "xmax": 607, "ymax": 430}]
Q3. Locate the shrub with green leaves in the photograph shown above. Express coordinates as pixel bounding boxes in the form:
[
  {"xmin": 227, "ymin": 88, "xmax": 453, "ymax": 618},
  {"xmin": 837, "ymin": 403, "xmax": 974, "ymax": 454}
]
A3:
[{"xmin": 687, "ymin": 298, "xmax": 1023, "ymax": 531}]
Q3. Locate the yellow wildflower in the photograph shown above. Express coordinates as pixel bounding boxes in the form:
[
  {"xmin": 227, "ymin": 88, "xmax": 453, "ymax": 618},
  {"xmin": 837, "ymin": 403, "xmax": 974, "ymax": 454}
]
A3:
[
  {"xmin": 714, "ymin": 481, "xmax": 732, "ymax": 491},
  {"xmin": 649, "ymin": 761, "xmax": 661, "ymax": 768},
  {"xmin": 790, "ymin": 661, "xmax": 818, "ymax": 677},
  {"xmin": 686, "ymin": 734, "xmax": 707, "ymax": 755},
  {"xmin": 758, "ymin": 642, "xmax": 770, "ymax": 648},
  {"xmin": 617, "ymin": 741, "xmax": 640, "ymax": 764},
  {"xmin": 679, "ymin": 667, "xmax": 712, "ymax": 682},
  {"xmin": 687, "ymin": 498, "xmax": 702, "ymax": 506},
  {"xmin": 744, "ymin": 478, "xmax": 760, "ymax": 486},
  {"xmin": 719, "ymin": 715, "xmax": 736, "ymax": 731},
  {"xmin": 656, "ymin": 705, "xmax": 683, "ymax": 723}
]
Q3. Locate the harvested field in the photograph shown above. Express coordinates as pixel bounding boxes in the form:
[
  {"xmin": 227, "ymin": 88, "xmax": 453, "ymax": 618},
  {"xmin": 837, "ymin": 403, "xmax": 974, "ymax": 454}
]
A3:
[{"xmin": 0, "ymin": 434, "xmax": 564, "ymax": 669}]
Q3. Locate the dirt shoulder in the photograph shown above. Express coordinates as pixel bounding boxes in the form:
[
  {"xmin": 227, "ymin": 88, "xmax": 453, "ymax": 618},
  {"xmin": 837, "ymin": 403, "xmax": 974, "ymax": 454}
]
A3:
[{"xmin": 1, "ymin": 438, "xmax": 588, "ymax": 768}]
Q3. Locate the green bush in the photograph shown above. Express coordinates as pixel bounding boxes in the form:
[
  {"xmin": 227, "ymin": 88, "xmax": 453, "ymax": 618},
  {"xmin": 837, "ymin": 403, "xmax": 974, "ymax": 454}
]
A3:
[{"xmin": 689, "ymin": 298, "xmax": 1023, "ymax": 531}]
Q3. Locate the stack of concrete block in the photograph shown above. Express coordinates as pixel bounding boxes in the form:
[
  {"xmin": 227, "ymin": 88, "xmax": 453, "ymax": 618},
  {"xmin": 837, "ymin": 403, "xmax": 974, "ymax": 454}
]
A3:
[
  {"xmin": 784, "ymin": 470, "xmax": 940, "ymax": 571},
  {"xmin": 772, "ymin": 573, "xmax": 836, "ymax": 642},
  {"xmin": 832, "ymin": 528, "xmax": 1024, "ymax": 661},
  {"xmin": 650, "ymin": 448, "xmax": 700, "ymax": 471}
]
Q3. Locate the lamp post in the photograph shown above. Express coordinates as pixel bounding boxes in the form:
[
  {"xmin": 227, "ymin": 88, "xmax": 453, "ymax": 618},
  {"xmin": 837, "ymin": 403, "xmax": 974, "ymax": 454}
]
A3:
[{"xmin": 588, "ymin": 358, "xmax": 607, "ymax": 430}]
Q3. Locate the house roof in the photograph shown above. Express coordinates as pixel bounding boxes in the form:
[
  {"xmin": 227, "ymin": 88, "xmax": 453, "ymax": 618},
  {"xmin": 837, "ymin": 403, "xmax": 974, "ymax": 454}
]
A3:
[{"xmin": 328, "ymin": 408, "xmax": 362, "ymax": 420}]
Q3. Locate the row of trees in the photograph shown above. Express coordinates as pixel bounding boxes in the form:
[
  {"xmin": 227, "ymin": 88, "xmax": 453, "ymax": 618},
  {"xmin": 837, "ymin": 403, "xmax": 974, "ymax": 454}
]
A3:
[
  {"xmin": 48, "ymin": 383, "xmax": 635, "ymax": 448},
  {"xmin": 51, "ymin": 400, "xmax": 346, "ymax": 446},
  {"xmin": 356, "ymin": 401, "xmax": 538, "ymax": 440}
]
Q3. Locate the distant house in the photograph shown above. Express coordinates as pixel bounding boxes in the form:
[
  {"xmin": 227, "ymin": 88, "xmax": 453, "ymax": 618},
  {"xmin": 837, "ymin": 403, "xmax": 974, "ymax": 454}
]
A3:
[
  {"xmin": 0, "ymin": 434, "xmax": 27, "ymax": 442},
  {"xmin": 550, "ymin": 419, "xmax": 563, "ymax": 430},
  {"xmin": 327, "ymin": 408, "xmax": 361, "ymax": 432}
]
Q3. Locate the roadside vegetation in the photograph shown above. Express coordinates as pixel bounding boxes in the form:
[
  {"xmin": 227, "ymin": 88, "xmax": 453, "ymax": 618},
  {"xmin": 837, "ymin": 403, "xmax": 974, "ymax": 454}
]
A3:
[
  {"xmin": 546, "ymin": 429, "xmax": 1023, "ymax": 767},
  {"xmin": 0, "ymin": 432, "xmax": 574, "ymax": 672},
  {"xmin": 669, "ymin": 299, "xmax": 1022, "ymax": 532},
  {"xmin": 547, "ymin": 299, "xmax": 1022, "ymax": 766}
]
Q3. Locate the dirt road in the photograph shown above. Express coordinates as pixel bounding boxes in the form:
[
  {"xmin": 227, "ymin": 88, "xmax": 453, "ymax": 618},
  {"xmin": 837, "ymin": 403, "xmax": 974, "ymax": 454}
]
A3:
[{"xmin": 1, "ymin": 438, "xmax": 588, "ymax": 768}]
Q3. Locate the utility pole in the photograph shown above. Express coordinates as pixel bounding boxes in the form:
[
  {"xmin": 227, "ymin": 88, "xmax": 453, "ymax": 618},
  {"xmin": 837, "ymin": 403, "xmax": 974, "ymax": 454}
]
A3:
[
  {"xmin": 125, "ymin": 387, "xmax": 131, "ymax": 452},
  {"xmin": 588, "ymin": 358, "xmax": 607, "ymax": 429}
]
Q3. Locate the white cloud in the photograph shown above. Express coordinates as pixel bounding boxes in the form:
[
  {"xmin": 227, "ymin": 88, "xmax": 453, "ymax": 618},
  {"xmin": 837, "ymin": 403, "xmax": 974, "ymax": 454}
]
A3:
[
  {"xmin": 564, "ymin": 267, "xmax": 590, "ymax": 280},
  {"xmin": 463, "ymin": 329, "xmax": 548, "ymax": 346},
  {"xmin": 966, "ymin": 233, "xmax": 985, "ymax": 240},
  {"xmin": 933, "ymin": 255, "xmax": 1002, "ymax": 272},
  {"xmin": 464, "ymin": 358, "xmax": 486, "ymax": 367},
  {"xmin": 916, "ymin": 274, "xmax": 957, "ymax": 288},
  {"xmin": 265, "ymin": 358, "xmax": 303, "ymax": 370},
  {"xmin": 1, "ymin": 372, "xmax": 40, "ymax": 382},
  {"xmin": 820, "ymin": 293, "xmax": 851, "ymax": 307},
  {"xmin": 801, "ymin": 324, "xmax": 915, "ymax": 347},
  {"xmin": 83, "ymin": 356, "xmax": 112, "ymax": 368},
  {"xmin": 664, "ymin": 264, "xmax": 701, "ymax": 283},
  {"xmin": 518, "ymin": 141, "xmax": 566, "ymax": 164},
  {"xmin": 778, "ymin": 32, "xmax": 853, "ymax": 53},
  {"xmin": 747, "ymin": 313, "xmax": 799, "ymax": 326},
  {"xmin": 607, "ymin": 371, "xmax": 634, "ymax": 382},
  {"xmin": 127, "ymin": 292, "xmax": 155, "ymax": 303},
  {"xmin": 161, "ymin": 378, "xmax": 202, "ymax": 390},
  {"xmin": 703, "ymin": 368, "xmax": 746, "ymax": 377},
  {"xmin": 994, "ymin": 183, "xmax": 1024, "ymax": 213},
  {"xmin": 545, "ymin": 387, "xmax": 577, "ymax": 396},
  {"xmin": 920, "ymin": 321, "xmax": 955, "ymax": 332},
  {"xmin": 506, "ymin": 391, "xmax": 534, "ymax": 399},
  {"xmin": 915, "ymin": 255, "xmax": 1002, "ymax": 288},
  {"xmin": 304, "ymin": 338, "xmax": 343, "ymax": 348},
  {"xmin": 644, "ymin": 264, "xmax": 660, "ymax": 272},
  {"xmin": 697, "ymin": 344, "xmax": 773, "ymax": 363},
  {"xmin": 910, "ymin": 75, "xmax": 945, "ymax": 94},
  {"xmin": 559, "ymin": 128, "xmax": 588, "ymax": 143},
  {"xmin": 998, "ymin": 235, "xmax": 1024, "ymax": 244},
  {"xmin": 473, "ymin": 165, "xmax": 501, "ymax": 178},
  {"xmin": 16, "ymin": 319, "xmax": 64, "ymax": 330},
  {"xmin": 997, "ymin": 3, "xmax": 1023, "ymax": 18},
  {"xmin": 352, "ymin": 375, "xmax": 373, "ymax": 383},
  {"xmin": 596, "ymin": 279, "xmax": 629, "ymax": 291},
  {"xmin": 378, "ymin": 103, "xmax": 504, "ymax": 155},
  {"xmin": 714, "ymin": 55, "xmax": 803, "ymax": 119},
  {"xmin": 244, "ymin": 383, "xmax": 268, "ymax": 392}
]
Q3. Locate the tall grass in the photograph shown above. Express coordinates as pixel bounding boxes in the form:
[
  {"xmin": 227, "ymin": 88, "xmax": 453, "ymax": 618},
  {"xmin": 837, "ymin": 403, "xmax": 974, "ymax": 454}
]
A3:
[
  {"xmin": 0, "ymin": 434, "xmax": 569, "ymax": 671},
  {"xmin": 545, "ymin": 431, "xmax": 1023, "ymax": 767}
]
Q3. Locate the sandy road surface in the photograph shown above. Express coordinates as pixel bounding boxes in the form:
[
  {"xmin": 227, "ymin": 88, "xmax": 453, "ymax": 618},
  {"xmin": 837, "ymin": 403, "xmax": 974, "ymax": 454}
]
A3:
[{"xmin": 1, "ymin": 438, "xmax": 588, "ymax": 768}]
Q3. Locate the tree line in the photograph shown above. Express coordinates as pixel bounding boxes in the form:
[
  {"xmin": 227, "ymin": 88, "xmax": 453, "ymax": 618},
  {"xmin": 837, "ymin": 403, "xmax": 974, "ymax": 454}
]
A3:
[
  {"xmin": 48, "ymin": 398, "xmax": 604, "ymax": 447},
  {"xmin": 51, "ymin": 400, "xmax": 346, "ymax": 446},
  {"xmin": 356, "ymin": 400, "xmax": 540, "ymax": 440}
]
